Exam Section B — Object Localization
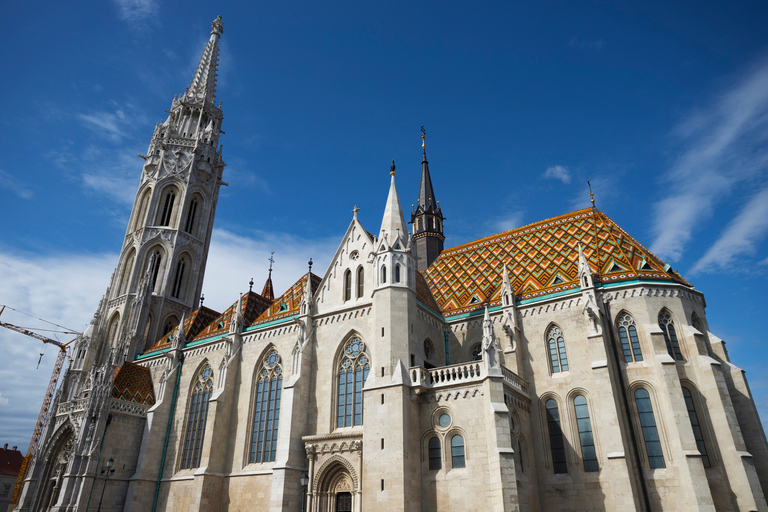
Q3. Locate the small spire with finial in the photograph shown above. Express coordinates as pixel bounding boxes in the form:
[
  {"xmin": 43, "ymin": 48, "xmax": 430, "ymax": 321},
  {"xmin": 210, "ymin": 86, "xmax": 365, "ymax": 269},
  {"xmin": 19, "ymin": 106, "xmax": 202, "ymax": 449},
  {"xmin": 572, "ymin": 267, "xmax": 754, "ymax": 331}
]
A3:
[
  {"xmin": 249, "ymin": 277, "xmax": 254, "ymax": 293},
  {"xmin": 390, "ymin": 159, "xmax": 396, "ymax": 176},
  {"xmin": 588, "ymin": 181, "xmax": 596, "ymax": 207},
  {"xmin": 200, "ymin": 294, "xmax": 205, "ymax": 308}
]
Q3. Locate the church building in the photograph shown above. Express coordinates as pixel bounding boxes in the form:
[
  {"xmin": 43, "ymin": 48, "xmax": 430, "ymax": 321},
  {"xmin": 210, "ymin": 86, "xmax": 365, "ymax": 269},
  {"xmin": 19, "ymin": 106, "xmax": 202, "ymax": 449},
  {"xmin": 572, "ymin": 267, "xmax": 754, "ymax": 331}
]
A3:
[{"xmin": 15, "ymin": 17, "xmax": 768, "ymax": 512}]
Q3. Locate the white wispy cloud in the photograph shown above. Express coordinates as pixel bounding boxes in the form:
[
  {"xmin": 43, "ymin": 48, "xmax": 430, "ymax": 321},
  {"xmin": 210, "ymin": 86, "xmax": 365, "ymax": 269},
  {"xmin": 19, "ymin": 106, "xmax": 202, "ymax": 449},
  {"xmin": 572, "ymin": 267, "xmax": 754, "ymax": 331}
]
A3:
[
  {"xmin": 691, "ymin": 185, "xmax": 768, "ymax": 274},
  {"xmin": 0, "ymin": 227, "xmax": 337, "ymax": 449},
  {"xmin": 490, "ymin": 211, "xmax": 525, "ymax": 233},
  {"xmin": 650, "ymin": 57, "xmax": 768, "ymax": 262},
  {"xmin": 77, "ymin": 109, "xmax": 132, "ymax": 142},
  {"xmin": 112, "ymin": 0, "xmax": 159, "ymax": 24},
  {"xmin": 543, "ymin": 165, "xmax": 571, "ymax": 184},
  {"xmin": 0, "ymin": 168, "xmax": 34, "ymax": 199}
]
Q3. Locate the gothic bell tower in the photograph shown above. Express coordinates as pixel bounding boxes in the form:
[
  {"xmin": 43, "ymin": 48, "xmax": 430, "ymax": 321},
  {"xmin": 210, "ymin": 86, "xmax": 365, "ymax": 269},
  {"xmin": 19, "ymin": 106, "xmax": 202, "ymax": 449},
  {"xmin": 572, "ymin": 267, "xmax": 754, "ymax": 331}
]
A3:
[
  {"xmin": 411, "ymin": 127, "xmax": 445, "ymax": 271},
  {"xmin": 98, "ymin": 16, "xmax": 227, "ymax": 363}
]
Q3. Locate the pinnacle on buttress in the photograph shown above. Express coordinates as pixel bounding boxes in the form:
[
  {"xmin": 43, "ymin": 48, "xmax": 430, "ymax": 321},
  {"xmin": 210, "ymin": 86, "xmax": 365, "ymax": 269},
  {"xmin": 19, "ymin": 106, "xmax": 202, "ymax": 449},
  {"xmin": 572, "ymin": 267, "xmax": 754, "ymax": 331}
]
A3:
[
  {"xmin": 379, "ymin": 160, "xmax": 408, "ymax": 245},
  {"xmin": 184, "ymin": 16, "xmax": 224, "ymax": 105},
  {"xmin": 577, "ymin": 243, "xmax": 595, "ymax": 289}
]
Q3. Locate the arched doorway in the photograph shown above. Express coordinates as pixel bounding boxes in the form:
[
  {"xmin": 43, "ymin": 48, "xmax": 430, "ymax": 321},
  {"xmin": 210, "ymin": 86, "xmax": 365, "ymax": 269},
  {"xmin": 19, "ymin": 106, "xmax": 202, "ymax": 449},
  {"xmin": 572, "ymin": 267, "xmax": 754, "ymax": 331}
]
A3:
[{"xmin": 312, "ymin": 456, "xmax": 359, "ymax": 512}]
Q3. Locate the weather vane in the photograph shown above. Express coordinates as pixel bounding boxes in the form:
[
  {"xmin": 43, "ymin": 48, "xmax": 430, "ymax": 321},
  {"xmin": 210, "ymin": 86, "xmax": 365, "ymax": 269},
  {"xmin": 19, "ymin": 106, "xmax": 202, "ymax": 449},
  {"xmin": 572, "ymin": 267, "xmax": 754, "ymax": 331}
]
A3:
[
  {"xmin": 421, "ymin": 126, "xmax": 426, "ymax": 148},
  {"xmin": 588, "ymin": 181, "xmax": 596, "ymax": 207}
]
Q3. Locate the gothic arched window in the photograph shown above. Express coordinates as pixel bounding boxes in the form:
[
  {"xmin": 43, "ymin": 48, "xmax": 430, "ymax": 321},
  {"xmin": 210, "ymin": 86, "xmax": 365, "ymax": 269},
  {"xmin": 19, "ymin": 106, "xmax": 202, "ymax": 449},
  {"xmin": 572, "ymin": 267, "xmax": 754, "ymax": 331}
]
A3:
[
  {"xmin": 159, "ymin": 189, "xmax": 176, "ymax": 227},
  {"xmin": 451, "ymin": 434, "xmax": 465, "ymax": 468},
  {"xmin": 428, "ymin": 436, "xmax": 441, "ymax": 470},
  {"xmin": 545, "ymin": 399, "xmax": 567, "ymax": 473},
  {"xmin": 106, "ymin": 314, "xmax": 120, "ymax": 347},
  {"xmin": 343, "ymin": 269, "xmax": 352, "ymax": 302},
  {"xmin": 356, "ymin": 267, "xmax": 364, "ymax": 298},
  {"xmin": 547, "ymin": 325, "xmax": 569, "ymax": 373},
  {"xmin": 162, "ymin": 316, "xmax": 179, "ymax": 338},
  {"xmin": 658, "ymin": 310, "xmax": 683, "ymax": 360},
  {"xmin": 184, "ymin": 198, "xmax": 198, "ymax": 234},
  {"xmin": 133, "ymin": 188, "xmax": 151, "ymax": 231},
  {"xmin": 118, "ymin": 250, "xmax": 136, "ymax": 296},
  {"xmin": 682, "ymin": 386, "xmax": 710, "ymax": 468},
  {"xmin": 171, "ymin": 257, "xmax": 187, "ymax": 299},
  {"xmin": 381, "ymin": 265, "xmax": 387, "ymax": 284},
  {"xmin": 147, "ymin": 250, "xmax": 162, "ymax": 291},
  {"xmin": 337, "ymin": 337, "xmax": 370, "ymax": 428},
  {"xmin": 250, "ymin": 349, "xmax": 283, "ymax": 463},
  {"xmin": 634, "ymin": 388, "xmax": 665, "ymax": 469},
  {"xmin": 574, "ymin": 395, "xmax": 598, "ymax": 472},
  {"xmin": 181, "ymin": 364, "xmax": 213, "ymax": 469},
  {"xmin": 617, "ymin": 313, "xmax": 643, "ymax": 362},
  {"xmin": 395, "ymin": 263, "xmax": 401, "ymax": 283}
]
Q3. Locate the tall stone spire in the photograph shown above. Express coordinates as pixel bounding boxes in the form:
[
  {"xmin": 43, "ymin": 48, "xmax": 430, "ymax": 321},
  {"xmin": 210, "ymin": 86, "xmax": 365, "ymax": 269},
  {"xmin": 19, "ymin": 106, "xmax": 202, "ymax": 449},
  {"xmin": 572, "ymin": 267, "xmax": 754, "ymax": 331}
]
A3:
[
  {"xmin": 379, "ymin": 160, "xmax": 408, "ymax": 245},
  {"xmin": 411, "ymin": 127, "xmax": 445, "ymax": 271},
  {"xmin": 184, "ymin": 16, "xmax": 224, "ymax": 105}
]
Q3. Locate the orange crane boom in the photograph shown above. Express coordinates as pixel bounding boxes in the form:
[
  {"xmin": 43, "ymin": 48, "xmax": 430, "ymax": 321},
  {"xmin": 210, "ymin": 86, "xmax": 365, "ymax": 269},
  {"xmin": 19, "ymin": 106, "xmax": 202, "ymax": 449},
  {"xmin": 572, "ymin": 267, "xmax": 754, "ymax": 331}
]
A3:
[{"xmin": 0, "ymin": 306, "xmax": 78, "ymax": 504}]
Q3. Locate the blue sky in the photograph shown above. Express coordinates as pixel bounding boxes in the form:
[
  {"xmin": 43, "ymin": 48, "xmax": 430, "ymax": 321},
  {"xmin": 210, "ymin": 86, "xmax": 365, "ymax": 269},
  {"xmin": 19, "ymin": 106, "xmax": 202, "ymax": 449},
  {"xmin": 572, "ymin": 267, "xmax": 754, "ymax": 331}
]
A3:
[{"xmin": 1, "ymin": 0, "xmax": 768, "ymax": 450}]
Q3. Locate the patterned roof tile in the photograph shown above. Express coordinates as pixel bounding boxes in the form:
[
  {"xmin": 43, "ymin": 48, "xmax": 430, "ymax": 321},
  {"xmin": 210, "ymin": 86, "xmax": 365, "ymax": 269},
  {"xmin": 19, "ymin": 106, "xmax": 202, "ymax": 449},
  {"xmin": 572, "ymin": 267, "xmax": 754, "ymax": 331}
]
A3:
[
  {"xmin": 251, "ymin": 273, "xmax": 321, "ymax": 326},
  {"xmin": 112, "ymin": 362, "xmax": 155, "ymax": 405},
  {"xmin": 193, "ymin": 291, "xmax": 273, "ymax": 341},
  {"xmin": 424, "ymin": 208, "xmax": 689, "ymax": 318},
  {"xmin": 146, "ymin": 306, "xmax": 221, "ymax": 353}
]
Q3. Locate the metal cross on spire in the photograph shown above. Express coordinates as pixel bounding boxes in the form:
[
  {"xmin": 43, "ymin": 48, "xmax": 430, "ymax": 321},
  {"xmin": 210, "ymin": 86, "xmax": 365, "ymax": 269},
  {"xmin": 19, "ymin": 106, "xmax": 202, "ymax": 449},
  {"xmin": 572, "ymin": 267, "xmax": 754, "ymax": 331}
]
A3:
[{"xmin": 268, "ymin": 252, "xmax": 275, "ymax": 274}]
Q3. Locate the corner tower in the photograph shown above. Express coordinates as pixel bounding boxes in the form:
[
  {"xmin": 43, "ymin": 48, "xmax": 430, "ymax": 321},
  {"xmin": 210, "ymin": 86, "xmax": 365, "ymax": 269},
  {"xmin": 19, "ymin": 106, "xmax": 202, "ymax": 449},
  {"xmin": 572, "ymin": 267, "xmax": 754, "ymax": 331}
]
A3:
[
  {"xmin": 411, "ymin": 128, "xmax": 445, "ymax": 271},
  {"xmin": 98, "ymin": 16, "xmax": 227, "ymax": 363}
]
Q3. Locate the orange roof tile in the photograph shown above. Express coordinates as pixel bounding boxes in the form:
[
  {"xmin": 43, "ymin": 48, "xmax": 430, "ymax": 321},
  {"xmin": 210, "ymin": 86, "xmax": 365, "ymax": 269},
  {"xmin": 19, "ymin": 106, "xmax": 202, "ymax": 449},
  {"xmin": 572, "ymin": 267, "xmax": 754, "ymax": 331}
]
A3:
[
  {"xmin": 251, "ymin": 272, "xmax": 321, "ymax": 326},
  {"xmin": 193, "ymin": 291, "xmax": 273, "ymax": 341},
  {"xmin": 424, "ymin": 208, "xmax": 689, "ymax": 318},
  {"xmin": 146, "ymin": 306, "xmax": 221, "ymax": 353},
  {"xmin": 112, "ymin": 362, "xmax": 155, "ymax": 405}
]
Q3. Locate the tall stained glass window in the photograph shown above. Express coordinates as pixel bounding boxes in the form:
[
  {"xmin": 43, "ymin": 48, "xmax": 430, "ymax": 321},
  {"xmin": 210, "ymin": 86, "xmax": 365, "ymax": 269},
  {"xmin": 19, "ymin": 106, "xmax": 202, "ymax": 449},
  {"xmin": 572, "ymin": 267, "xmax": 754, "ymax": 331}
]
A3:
[
  {"xmin": 658, "ymin": 311, "xmax": 683, "ymax": 360},
  {"xmin": 635, "ymin": 388, "xmax": 665, "ymax": 469},
  {"xmin": 574, "ymin": 395, "xmax": 598, "ymax": 472},
  {"xmin": 181, "ymin": 364, "xmax": 213, "ymax": 469},
  {"xmin": 682, "ymin": 387, "xmax": 711, "ymax": 468},
  {"xmin": 617, "ymin": 313, "xmax": 643, "ymax": 362},
  {"xmin": 337, "ymin": 338, "xmax": 370, "ymax": 427},
  {"xmin": 545, "ymin": 399, "xmax": 567, "ymax": 473},
  {"xmin": 250, "ymin": 349, "xmax": 283, "ymax": 463}
]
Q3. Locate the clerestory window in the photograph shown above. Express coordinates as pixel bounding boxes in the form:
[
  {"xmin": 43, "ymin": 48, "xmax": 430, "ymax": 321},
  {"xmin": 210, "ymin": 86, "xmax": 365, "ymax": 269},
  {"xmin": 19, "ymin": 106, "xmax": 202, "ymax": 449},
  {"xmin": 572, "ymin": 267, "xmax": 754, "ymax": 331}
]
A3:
[
  {"xmin": 250, "ymin": 349, "xmax": 283, "ymax": 463},
  {"xmin": 337, "ymin": 337, "xmax": 371, "ymax": 428},
  {"xmin": 547, "ymin": 325, "xmax": 569, "ymax": 373},
  {"xmin": 617, "ymin": 313, "xmax": 643, "ymax": 362}
]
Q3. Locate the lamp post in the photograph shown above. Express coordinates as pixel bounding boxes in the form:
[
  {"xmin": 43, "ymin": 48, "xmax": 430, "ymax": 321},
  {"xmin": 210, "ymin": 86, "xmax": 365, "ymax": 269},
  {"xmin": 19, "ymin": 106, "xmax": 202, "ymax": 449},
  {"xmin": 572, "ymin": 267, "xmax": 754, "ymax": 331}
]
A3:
[
  {"xmin": 96, "ymin": 457, "xmax": 115, "ymax": 512},
  {"xmin": 300, "ymin": 472, "xmax": 309, "ymax": 512}
]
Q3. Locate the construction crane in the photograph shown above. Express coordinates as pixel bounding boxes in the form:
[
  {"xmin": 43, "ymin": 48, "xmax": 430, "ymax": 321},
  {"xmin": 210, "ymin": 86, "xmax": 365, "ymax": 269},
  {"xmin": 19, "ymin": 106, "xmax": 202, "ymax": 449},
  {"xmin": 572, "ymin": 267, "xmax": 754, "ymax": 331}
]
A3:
[{"xmin": 0, "ymin": 305, "xmax": 80, "ymax": 505}]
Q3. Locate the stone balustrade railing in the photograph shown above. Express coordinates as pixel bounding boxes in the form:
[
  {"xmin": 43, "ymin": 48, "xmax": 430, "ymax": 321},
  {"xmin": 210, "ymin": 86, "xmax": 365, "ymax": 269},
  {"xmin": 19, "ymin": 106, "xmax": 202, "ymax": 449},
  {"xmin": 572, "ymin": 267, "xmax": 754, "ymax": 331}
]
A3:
[{"xmin": 410, "ymin": 361, "xmax": 529, "ymax": 398}]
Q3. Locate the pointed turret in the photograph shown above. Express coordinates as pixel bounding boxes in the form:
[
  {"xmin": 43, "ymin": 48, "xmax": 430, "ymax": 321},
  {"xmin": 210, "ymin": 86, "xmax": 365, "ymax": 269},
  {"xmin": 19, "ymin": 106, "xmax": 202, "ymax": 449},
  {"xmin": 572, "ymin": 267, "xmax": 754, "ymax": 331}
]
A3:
[
  {"xmin": 577, "ymin": 243, "xmax": 595, "ymax": 290},
  {"xmin": 262, "ymin": 271, "xmax": 275, "ymax": 301},
  {"xmin": 184, "ymin": 16, "xmax": 224, "ymax": 105},
  {"xmin": 411, "ymin": 127, "xmax": 445, "ymax": 271},
  {"xmin": 379, "ymin": 160, "xmax": 408, "ymax": 245}
]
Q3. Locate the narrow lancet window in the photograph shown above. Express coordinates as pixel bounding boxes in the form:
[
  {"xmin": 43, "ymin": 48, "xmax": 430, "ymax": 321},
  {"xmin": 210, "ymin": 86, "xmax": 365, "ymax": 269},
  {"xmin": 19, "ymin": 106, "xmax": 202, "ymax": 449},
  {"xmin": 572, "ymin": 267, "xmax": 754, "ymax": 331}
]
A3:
[
  {"xmin": 160, "ymin": 190, "xmax": 176, "ymax": 227},
  {"xmin": 574, "ymin": 395, "xmax": 598, "ymax": 472},
  {"xmin": 428, "ymin": 437, "xmax": 441, "ymax": 470},
  {"xmin": 172, "ymin": 258, "xmax": 186, "ymax": 299},
  {"xmin": 547, "ymin": 326, "xmax": 569, "ymax": 373},
  {"xmin": 635, "ymin": 388, "xmax": 665, "ymax": 469},
  {"xmin": 337, "ymin": 337, "xmax": 370, "ymax": 427},
  {"xmin": 451, "ymin": 435, "xmax": 465, "ymax": 468},
  {"xmin": 617, "ymin": 313, "xmax": 643, "ymax": 362},
  {"xmin": 185, "ymin": 198, "xmax": 198, "ymax": 234},
  {"xmin": 344, "ymin": 270, "xmax": 352, "ymax": 302},
  {"xmin": 545, "ymin": 399, "xmax": 567, "ymax": 473},
  {"xmin": 381, "ymin": 265, "xmax": 387, "ymax": 284},
  {"xmin": 181, "ymin": 364, "xmax": 213, "ymax": 469},
  {"xmin": 250, "ymin": 350, "xmax": 283, "ymax": 463},
  {"xmin": 682, "ymin": 387, "xmax": 710, "ymax": 468},
  {"xmin": 658, "ymin": 311, "xmax": 683, "ymax": 360},
  {"xmin": 395, "ymin": 263, "xmax": 401, "ymax": 283},
  {"xmin": 148, "ymin": 251, "xmax": 162, "ymax": 291},
  {"xmin": 356, "ymin": 267, "xmax": 364, "ymax": 298}
]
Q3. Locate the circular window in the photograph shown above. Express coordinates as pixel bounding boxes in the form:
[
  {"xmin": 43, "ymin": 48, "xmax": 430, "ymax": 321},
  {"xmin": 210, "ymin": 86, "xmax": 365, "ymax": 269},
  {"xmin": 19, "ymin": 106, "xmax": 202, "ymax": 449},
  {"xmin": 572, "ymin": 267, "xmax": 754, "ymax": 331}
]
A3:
[
  {"xmin": 438, "ymin": 414, "xmax": 451, "ymax": 428},
  {"xmin": 471, "ymin": 344, "xmax": 482, "ymax": 361}
]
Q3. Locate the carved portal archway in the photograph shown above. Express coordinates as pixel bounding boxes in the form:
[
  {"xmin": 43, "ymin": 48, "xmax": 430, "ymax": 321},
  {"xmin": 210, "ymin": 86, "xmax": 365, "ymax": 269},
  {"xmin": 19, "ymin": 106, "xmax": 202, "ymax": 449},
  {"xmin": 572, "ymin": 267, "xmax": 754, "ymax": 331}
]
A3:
[
  {"xmin": 37, "ymin": 422, "xmax": 75, "ymax": 511},
  {"xmin": 312, "ymin": 455, "xmax": 359, "ymax": 512}
]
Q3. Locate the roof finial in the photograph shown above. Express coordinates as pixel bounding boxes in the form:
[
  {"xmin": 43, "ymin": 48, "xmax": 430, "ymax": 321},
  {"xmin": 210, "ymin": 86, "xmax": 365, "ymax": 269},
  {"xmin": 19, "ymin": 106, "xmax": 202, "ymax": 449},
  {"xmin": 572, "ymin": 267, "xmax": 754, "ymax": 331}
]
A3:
[
  {"xmin": 390, "ymin": 159, "xmax": 396, "ymax": 176},
  {"xmin": 588, "ymin": 181, "xmax": 596, "ymax": 207},
  {"xmin": 249, "ymin": 277, "xmax": 254, "ymax": 293},
  {"xmin": 352, "ymin": 205, "xmax": 360, "ymax": 219},
  {"xmin": 308, "ymin": 257, "xmax": 313, "ymax": 274},
  {"xmin": 200, "ymin": 294, "xmax": 205, "ymax": 308},
  {"xmin": 421, "ymin": 125, "xmax": 426, "ymax": 149},
  {"xmin": 268, "ymin": 251, "xmax": 275, "ymax": 274}
]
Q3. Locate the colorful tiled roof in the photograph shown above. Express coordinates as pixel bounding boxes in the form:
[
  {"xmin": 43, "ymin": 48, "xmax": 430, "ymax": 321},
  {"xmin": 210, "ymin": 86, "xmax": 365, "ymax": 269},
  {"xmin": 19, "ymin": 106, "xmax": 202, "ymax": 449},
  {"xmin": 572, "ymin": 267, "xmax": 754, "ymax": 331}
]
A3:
[
  {"xmin": 112, "ymin": 362, "xmax": 155, "ymax": 405},
  {"xmin": 251, "ymin": 272, "xmax": 322, "ymax": 326},
  {"xmin": 424, "ymin": 208, "xmax": 689, "ymax": 318},
  {"xmin": 415, "ymin": 271, "xmax": 441, "ymax": 315},
  {"xmin": 193, "ymin": 291, "xmax": 273, "ymax": 341},
  {"xmin": 146, "ymin": 306, "xmax": 221, "ymax": 353}
]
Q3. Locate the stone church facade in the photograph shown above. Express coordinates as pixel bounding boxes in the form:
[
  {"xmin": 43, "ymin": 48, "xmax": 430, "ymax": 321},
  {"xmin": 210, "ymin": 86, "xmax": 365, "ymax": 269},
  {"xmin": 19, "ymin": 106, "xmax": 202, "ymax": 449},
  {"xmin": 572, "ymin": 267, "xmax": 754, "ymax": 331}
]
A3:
[{"xmin": 15, "ymin": 17, "xmax": 768, "ymax": 512}]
